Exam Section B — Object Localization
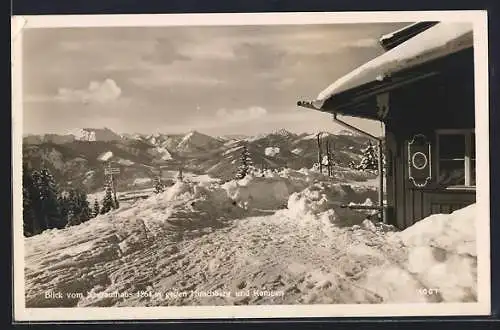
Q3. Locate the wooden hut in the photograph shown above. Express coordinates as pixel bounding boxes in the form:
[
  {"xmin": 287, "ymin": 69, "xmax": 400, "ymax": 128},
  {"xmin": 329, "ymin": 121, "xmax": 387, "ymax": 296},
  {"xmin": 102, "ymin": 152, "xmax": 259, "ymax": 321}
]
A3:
[{"xmin": 298, "ymin": 22, "xmax": 476, "ymax": 229}]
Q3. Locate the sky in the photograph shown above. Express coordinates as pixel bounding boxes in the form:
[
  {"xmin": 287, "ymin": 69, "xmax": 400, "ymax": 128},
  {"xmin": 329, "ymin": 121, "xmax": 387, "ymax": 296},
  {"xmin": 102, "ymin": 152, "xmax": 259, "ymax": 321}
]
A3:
[{"xmin": 22, "ymin": 22, "xmax": 410, "ymax": 137}]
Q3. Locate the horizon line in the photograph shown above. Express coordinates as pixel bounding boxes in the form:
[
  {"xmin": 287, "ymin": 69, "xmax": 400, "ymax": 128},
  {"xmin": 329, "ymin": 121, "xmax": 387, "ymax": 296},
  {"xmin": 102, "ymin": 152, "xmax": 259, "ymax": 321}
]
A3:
[{"xmin": 22, "ymin": 126, "xmax": 361, "ymax": 138}]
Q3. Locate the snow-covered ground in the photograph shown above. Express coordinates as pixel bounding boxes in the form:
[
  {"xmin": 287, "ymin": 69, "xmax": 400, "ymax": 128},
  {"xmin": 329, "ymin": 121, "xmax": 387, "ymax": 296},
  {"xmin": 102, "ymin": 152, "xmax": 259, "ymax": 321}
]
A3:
[
  {"xmin": 97, "ymin": 151, "xmax": 113, "ymax": 162},
  {"xmin": 88, "ymin": 171, "xmax": 220, "ymax": 202},
  {"xmin": 264, "ymin": 147, "xmax": 280, "ymax": 157},
  {"xmin": 24, "ymin": 168, "xmax": 477, "ymax": 307}
]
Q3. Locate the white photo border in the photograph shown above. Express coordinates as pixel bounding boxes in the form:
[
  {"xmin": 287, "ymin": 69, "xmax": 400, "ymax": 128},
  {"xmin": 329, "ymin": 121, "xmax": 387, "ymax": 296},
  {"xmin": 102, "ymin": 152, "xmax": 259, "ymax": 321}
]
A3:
[{"xmin": 11, "ymin": 10, "xmax": 491, "ymax": 321}]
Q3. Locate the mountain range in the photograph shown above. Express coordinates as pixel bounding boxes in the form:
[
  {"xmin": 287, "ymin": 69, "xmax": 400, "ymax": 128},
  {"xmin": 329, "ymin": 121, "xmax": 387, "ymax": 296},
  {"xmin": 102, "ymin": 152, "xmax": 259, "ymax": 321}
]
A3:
[{"xmin": 22, "ymin": 128, "xmax": 370, "ymax": 193}]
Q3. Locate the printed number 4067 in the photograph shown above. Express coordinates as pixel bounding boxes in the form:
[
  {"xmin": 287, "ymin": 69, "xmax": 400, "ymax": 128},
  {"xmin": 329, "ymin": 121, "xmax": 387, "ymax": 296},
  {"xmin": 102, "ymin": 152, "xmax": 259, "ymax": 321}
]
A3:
[{"xmin": 418, "ymin": 288, "xmax": 440, "ymax": 295}]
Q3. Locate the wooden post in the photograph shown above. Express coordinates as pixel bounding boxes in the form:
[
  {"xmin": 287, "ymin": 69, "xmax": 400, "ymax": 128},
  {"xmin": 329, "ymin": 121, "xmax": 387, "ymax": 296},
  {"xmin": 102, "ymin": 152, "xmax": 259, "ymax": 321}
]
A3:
[
  {"xmin": 331, "ymin": 142, "xmax": 335, "ymax": 174},
  {"xmin": 317, "ymin": 133, "xmax": 323, "ymax": 174},
  {"xmin": 329, "ymin": 141, "xmax": 334, "ymax": 176},
  {"xmin": 158, "ymin": 166, "xmax": 163, "ymax": 187},
  {"xmin": 377, "ymin": 139, "xmax": 385, "ymax": 223},
  {"xmin": 325, "ymin": 139, "xmax": 330, "ymax": 176}
]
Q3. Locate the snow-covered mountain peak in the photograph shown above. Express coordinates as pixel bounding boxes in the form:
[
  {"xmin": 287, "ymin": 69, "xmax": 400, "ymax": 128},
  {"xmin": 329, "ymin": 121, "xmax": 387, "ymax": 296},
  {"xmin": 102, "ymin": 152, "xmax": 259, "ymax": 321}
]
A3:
[
  {"xmin": 176, "ymin": 130, "xmax": 223, "ymax": 152},
  {"xmin": 180, "ymin": 130, "xmax": 203, "ymax": 143},
  {"xmin": 75, "ymin": 127, "xmax": 121, "ymax": 142},
  {"xmin": 247, "ymin": 129, "xmax": 297, "ymax": 142},
  {"xmin": 272, "ymin": 128, "xmax": 296, "ymax": 138}
]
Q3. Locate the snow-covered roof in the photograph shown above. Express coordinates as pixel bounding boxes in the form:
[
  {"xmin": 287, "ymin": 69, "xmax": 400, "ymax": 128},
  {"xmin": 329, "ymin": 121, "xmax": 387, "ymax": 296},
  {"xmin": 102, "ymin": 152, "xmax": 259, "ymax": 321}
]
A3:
[
  {"xmin": 379, "ymin": 22, "xmax": 438, "ymax": 51},
  {"xmin": 379, "ymin": 22, "xmax": 422, "ymax": 43},
  {"xmin": 309, "ymin": 22, "xmax": 473, "ymax": 109}
]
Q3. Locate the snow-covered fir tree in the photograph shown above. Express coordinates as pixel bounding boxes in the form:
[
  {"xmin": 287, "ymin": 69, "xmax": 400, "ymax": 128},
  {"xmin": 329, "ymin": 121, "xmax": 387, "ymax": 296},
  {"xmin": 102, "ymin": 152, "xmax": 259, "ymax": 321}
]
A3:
[
  {"xmin": 100, "ymin": 180, "xmax": 116, "ymax": 214},
  {"xmin": 348, "ymin": 160, "xmax": 357, "ymax": 170},
  {"xmin": 63, "ymin": 188, "xmax": 91, "ymax": 227},
  {"xmin": 357, "ymin": 141, "xmax": 379, "ymax": 172},
  {"xmin": 235, "ymin": 146, "xmax": 253, "ymax": 180},
  {"xmin": 93, "ymin": 199, "xmax": 100, "ymax": 218},
  {"xmin": 154, "ymin": 177, "xmax": 165, "ymax": 194},
  {"xmin": 22, "ymin": 166, "xmax": 94, "ymax": 235},
  {"xmin": 66, "ymin": 208, "xmax": 81, "ymax": 227},
  {"xmin": 76, "ymin": 190, "xmax": 92, "ymax": 223}
]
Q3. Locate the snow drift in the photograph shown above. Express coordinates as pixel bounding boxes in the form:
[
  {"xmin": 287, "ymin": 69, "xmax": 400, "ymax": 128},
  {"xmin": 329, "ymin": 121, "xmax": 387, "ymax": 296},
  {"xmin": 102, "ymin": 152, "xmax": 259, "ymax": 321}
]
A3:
[
  {"xmin": 223, "ymin": 175, "xmax": 293, "ymax": 210},
  {"xmin": 23, "ymin": 168, "xmax": 477, "ymax": 308},
  {"xmin": 361, "ymin": 204, "xmax": 477, "ymax": 303}
]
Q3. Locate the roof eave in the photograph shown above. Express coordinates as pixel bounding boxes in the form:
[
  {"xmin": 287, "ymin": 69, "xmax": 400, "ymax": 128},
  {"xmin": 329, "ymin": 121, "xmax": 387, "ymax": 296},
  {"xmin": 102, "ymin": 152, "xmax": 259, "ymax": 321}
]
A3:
[
  {"xmin": 379, "ymin": 21, "xmax": 439, "ymax": 51},
  {"xmin": 298, "ymin": 68, "xmax": 440, "ymax": 120}
]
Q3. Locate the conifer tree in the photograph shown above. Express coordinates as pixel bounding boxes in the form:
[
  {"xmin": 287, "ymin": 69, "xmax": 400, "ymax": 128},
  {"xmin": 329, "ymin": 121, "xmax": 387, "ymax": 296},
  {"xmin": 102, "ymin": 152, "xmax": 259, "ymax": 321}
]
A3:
[
  {"xmin": 77, "ymin": 190, "xmax": 91, "ymax": 223},
  {"xmin": 154, "ymin": 177, "xmax": 165, "ymax": 194},
  {"xmin": 358, "ymin": 141, "xmax": 378, "ymax": 172},
  {"xmin": 58, "ymin": 194, "xmax": 69, "ymax": 227},
  {"xmin": 22, "ymin": 166, "xmax": 38, "ymax": 236},
  {"xmin": 235, "ymin": 146, "xmax": 253, "ymax": 180},
  {"xmin": 36, "ymin": 168, "xmax": 63, "ymax": 229},
  {"xmin": 66, "ymin": 208, "xmax": 81, "ymax": 227},
  {"xmin": 22, "ymin": 166, "xmax": 95, "ymax": 234},
  {"xmin": 29, "ymin": 169, "xmax": 45, "ymax": 230},
  {"xmin": 67, "ymin": 188, "xmax": 77, "ymax": 212},
  {"xmin": 93, "ymin": 199, "xmax": 100, "ymax": 218},
  {"xmin": 22, "ymin": 183, "xmax": 33, "ymax": 237},
  {"xmin": 100, "ymin": 180, "xmax": 115, "ymax": 215}
]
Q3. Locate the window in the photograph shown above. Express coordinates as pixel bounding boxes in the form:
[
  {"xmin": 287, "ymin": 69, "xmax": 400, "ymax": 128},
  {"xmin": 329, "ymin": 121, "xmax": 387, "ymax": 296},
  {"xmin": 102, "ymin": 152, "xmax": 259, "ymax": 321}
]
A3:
[{"xmin": 436, "ymin": 130, "xmax": 475, "ymax": 187}]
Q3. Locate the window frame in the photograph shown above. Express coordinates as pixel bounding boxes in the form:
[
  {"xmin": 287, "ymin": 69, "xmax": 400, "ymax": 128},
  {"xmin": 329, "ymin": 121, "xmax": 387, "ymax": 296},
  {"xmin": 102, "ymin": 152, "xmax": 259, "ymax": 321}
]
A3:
[{"xmin": 435, "ymin": 129, "xmax": 476, "ymax": 189}]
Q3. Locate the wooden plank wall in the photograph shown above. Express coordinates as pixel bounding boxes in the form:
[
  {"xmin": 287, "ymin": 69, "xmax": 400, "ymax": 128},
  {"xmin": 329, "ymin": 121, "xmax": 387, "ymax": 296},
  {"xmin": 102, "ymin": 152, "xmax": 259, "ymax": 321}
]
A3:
[{"xmin": 383, "ymin": 49, "xmax": 476, "ymax": 229}]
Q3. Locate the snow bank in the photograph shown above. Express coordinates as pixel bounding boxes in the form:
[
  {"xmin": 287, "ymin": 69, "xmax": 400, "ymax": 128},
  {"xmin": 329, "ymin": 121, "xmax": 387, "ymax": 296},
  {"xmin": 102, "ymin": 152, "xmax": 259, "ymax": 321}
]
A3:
[
  {"xmin": 282, "ymin": 182, "xmax": 378, "ymax": 227},
  {"xmin": 362, "ymin": 204, "xmax": 477, "ymax": 303},
  {"xmin": 284, "ymin": 189, "xmax": 337, "ymax": 230},
  {"xmin": 396, "ymin": 204, "xmax": 476, "ymax": 256},
  {"xmin": 287, "ymin": 187, "xmax": 332, "ymax": 217},
  {"xmin": 162, "ymin": 180, "xmax": 192, "ymax": 201},
  {"xmin": 220, "ymin": 168, "xmax": 377, "ymax": 215},
  {"xmin": 222, "ymin": 175, "xmax": 292, "ymax": 210},
  {"xmin": 396, "ymin": 204, "xmax": 477, "ymax": 301},
  {"xmin": 133, "ymin": 177, "xmax": 152, "ymax": 185},
  {"xmin": 25, "ymin": 179, "xmax": 249, "ymax": 307}
]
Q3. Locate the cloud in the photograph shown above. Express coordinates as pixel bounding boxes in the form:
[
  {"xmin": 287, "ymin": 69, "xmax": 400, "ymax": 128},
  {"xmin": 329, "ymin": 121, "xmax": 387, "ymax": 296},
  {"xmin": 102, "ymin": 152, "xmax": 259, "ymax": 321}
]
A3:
[
  {"xmin": 216, "ymin": 106, "xmax": 268, "ymax": 122},
  {"xmin": 56, "ymin": 79, "xmax": 122, "ymax": 104}
]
